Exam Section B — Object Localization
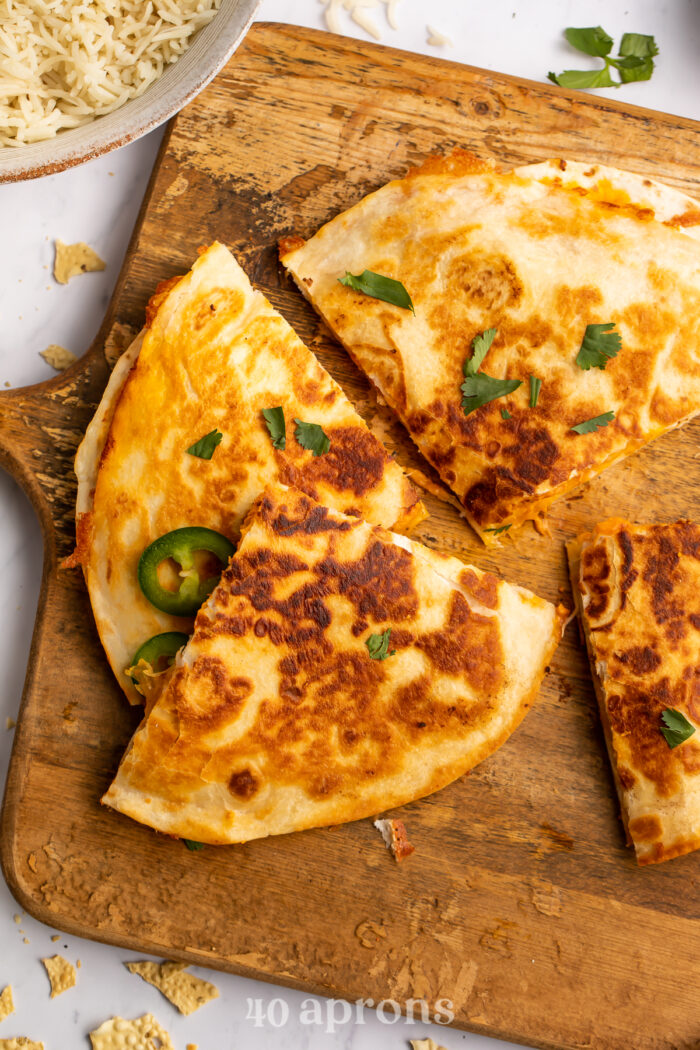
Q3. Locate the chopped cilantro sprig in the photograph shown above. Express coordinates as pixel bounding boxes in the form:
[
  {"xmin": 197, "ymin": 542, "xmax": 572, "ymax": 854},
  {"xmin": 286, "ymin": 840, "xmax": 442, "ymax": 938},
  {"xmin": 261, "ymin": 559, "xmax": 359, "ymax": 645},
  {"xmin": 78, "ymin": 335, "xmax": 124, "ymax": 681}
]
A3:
[{"xmin": 548, "ymin": 27, "xmax": 658, "ymax": 90}]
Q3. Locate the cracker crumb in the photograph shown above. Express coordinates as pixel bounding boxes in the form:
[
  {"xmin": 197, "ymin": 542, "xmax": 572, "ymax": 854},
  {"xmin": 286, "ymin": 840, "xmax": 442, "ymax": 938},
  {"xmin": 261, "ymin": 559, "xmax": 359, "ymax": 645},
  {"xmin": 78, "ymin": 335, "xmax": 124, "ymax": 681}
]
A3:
[
  {"xmin": 186, "ymin": 1045, "xmax": 198, "ymax": 1050},
  {"xmin": 50, "ymin": 935, "xmax": 60, "ymax": 943},
  {"xmin": 53, "ymin": 240, "xmax": 105, "ymax": 284},
  {"xmin": 410, "ymin": 1040, "xmax": 448, "ymax": 1050},
  {"xmin": 39, "ymin": 345, "xmax": 77, "ymax": 371},
  {"xmin": 22, "ymin": 939, "xmax": 29, "ymax": 946},
  {"xmin": 0, "ymin": 986, "xmax": 15, "ymax": 1023},
  {"xmin": 126, "ymin": 961, "xmax": 218, "ymax": 1015},
  {"xmin": 89, "ymin": 1014, "xmax": 174, "ymax": 1050},
  {"xmin": 0, "ymin": 1039, "xmax": 44, "ymax": 1049},
  {"xmin": 41, "ymin": 955, "xmax": 76, "ymax": 997},
  {"xmin": 5, "ymin": 718, "xmax": 15, "ymax": 730},
  {"xmin": 13, "ymin": 915, "xmax": 20, "ymax": 925}
]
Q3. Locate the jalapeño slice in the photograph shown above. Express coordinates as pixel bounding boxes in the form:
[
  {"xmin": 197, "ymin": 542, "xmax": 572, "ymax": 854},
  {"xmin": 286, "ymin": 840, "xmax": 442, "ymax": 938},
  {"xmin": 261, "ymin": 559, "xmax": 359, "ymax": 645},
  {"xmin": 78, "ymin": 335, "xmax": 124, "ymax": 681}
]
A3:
[
  {"xmin": 130, "ymin": 631, "xmax": 189, "ymax": 678},
  {"xmin": 137, "ymin": 526, "xmax": 235, "ymax": 616}
]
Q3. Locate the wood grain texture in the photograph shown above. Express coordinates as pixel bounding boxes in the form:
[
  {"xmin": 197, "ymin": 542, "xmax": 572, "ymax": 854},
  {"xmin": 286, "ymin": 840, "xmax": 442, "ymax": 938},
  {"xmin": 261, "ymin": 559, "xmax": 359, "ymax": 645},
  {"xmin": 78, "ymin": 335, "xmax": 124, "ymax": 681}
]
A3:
[{"xmin": 2, "ymin": 23, "xmax": 700, "ymax": 1050}]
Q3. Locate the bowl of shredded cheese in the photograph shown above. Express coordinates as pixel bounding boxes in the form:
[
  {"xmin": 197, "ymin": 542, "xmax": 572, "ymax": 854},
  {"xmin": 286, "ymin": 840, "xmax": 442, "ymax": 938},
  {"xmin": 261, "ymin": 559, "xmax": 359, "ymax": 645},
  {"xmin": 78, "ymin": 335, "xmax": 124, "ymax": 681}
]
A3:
[{"xmin": 0, "ymin": 0, "xmax": 261, "ymax": 181}]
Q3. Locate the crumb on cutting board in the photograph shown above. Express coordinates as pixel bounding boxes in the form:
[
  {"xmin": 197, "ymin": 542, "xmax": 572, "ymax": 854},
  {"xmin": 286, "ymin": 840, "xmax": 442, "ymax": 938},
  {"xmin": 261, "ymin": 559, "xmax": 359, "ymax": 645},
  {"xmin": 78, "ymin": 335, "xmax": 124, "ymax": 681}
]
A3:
[
  {"xmin": 39, "ymin": 345, "xmax": 77, "ymax": 371},
  {"xmin": 89, "ymin": 1014, "xmax": 174, "ymax": 1050},
  {"xmin": 374, "ymin": 817, "xmax": 415, "ymax": 861},
  {"xmin": 125, "ymin": 961, "xmax": 218, "ymax": 1015},
  {"xmin": 53, "ymin": 240, "xmax": 105, "ymax": 284},
  {"xmin": 41, "ymin": 955, "xmax": 76, "ymax": 998}
]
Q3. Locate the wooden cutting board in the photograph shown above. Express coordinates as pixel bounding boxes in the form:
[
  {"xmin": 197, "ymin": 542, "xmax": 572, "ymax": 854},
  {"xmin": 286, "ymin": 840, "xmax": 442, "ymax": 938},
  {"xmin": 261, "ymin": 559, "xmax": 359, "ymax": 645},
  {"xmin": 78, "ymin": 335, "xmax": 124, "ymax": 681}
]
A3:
[{"xmin": 2, "ymin": 23, "xmax": 700, "ymax": 1050}]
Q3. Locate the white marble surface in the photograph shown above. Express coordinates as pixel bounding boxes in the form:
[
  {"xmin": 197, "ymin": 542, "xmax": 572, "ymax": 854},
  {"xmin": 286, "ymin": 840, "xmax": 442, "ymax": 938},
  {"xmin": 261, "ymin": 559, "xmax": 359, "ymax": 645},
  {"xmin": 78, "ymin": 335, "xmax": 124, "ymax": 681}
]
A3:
[{"xmin": 1, "ymin": 1, "xmax": 699, "ymax": 1047}]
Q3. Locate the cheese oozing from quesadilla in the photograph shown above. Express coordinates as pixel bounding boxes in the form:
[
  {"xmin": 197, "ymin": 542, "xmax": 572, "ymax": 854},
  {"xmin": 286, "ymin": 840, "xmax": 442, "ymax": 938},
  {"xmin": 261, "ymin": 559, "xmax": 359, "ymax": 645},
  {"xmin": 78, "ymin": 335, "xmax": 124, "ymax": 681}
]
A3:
[
  {"xmin": 280, "ymin": 154, "xmax": 700, "ymax": 542},
  {"xmin": 103, "ymin": 483, "xmax": 567, "ymax": 845},
  {"xmin": 73, "ymin": 242, "xmax": 423, "ymax": 704},
  {"xmin": 568, "ymin": 518, "xmax": 700, "ymax": 865}
]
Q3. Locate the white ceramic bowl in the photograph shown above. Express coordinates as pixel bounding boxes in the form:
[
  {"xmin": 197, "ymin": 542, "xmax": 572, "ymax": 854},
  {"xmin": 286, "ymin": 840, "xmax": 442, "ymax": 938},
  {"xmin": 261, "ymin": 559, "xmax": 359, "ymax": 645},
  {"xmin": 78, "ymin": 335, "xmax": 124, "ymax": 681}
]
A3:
[{"xmin": 0, "ymin": 0, "xmax": 261, "ymax": 183}]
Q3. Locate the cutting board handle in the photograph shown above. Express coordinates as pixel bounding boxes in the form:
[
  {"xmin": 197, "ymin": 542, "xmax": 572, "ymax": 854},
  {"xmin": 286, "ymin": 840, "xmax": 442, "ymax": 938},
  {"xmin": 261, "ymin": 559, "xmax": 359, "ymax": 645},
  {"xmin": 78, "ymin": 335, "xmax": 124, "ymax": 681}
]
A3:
[{"xmin": 0, "ymin": 355, "xmax": 106, "ymax": 553}]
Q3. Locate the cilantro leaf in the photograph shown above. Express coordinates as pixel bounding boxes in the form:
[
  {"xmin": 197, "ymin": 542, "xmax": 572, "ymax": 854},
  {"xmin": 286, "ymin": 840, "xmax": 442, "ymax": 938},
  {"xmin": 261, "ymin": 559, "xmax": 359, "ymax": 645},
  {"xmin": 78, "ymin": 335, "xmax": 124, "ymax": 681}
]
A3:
[
  {"xmin": 460, "ymin": 328, "xmax": 521, "ymax": 416},
  {"xmin": 613, "ymin": 55, "xmax": 655, "ymax": 84},
  {"xmin": 564, "ymin": 26, "xmax": 614, "ymax": 57},
  {"xmin": 186, "ymin": 428, "xmax": 223, "ymax": 460},
  {"xmin": 575, "ymin": 323, "xmax": 622, "ymax": 370},
  {"xmin": 461, "ymin": 374, "xmax": 522, "ymax": 417},
  {"xmin": 501, "ymin": 407, "xmax": 511, "ymax": 420},
  {"xmin": 619, "ymin": 33, "xmax": 658, "ymax": 59},
  {"xmin": 365, "ymin": 628, "xmax": 396, "ymax": 661},
  {"xmin": 339, "ymin": 270, "xmax": 414, "ymax": 313},
  {"xmin": 529, "ymin": 375, "xmax": 542, "ymax": 408},
  {"xmin": 570, "ymin": 411, "xmax": 615, "ymax": 434},
  {"xmin": 549, "ymin": 26, "xmax": 657, "ymax": 90},
  {"xmin": 548, "ymin": 67, "xmax": 615, "ymax": 89},
  {"xmin": 262, "ymin": 407, "xmax": 286, "ymax": 450},
  {"xmin": 294, "ymin": 418, "xmax": 330, "ymax": 456},
  {"xmin": 660, "ymin": 708, "xmax": 696, "ymax": 749},
  {"xmin": 484, "ymin": 524, "xmax": 512, "ymax": 535},
  {"xmin": 464, "ymin": 328, "xmax": 498, "ymax": 376},
  {"xmin": 184, "ymin": 839, "xmax": 204, "ymax": 851}
]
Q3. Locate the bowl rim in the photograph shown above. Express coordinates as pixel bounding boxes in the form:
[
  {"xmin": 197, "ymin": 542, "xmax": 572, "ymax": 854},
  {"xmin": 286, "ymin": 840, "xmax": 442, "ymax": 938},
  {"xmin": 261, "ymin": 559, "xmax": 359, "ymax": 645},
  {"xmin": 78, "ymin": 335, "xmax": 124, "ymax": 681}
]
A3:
[{"xmin": 0, "ymin": 0, "xmax": 262, "ymax": 183}]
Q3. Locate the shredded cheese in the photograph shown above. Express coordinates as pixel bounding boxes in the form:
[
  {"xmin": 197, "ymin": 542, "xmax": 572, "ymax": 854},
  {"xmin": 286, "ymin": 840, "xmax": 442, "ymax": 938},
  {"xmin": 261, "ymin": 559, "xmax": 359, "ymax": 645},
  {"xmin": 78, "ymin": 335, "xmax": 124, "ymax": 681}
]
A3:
[{"xmin": 0, "ymin": 0, "xmax": 220, "ymax": 147}]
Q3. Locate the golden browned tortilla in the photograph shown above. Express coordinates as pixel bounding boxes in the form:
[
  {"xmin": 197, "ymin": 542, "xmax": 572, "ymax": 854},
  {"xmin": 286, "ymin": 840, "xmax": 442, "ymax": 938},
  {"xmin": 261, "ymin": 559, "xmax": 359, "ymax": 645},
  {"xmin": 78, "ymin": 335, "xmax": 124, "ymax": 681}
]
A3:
[
  {"xmin": 103, "ymin": 483, "xmax": 566, "ymax": 845},
  {"xmin": 568, "ymin": 518, "xmax": 700, "ymax": 865},
  {"xmin": 72, "ymin": 243, "xmax": 423, "ymax": 704},
  {"xmin": 281, "ymin": 153, "xmax": 700, "ymax": 542}
]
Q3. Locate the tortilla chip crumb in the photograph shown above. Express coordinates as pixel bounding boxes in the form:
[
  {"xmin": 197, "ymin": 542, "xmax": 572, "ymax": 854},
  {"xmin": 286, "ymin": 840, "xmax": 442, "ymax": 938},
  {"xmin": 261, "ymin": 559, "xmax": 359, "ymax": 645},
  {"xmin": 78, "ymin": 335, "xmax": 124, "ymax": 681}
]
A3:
[
  {"xmin": 126, "ymin": 961, "xmax": 218, "ymax": 1015},
  {"xmin": 89, "ymin": 1014, "xmax": 174, "ymax": 1050},
  {"xmin": 13, "ymin": 915, "xmax": 20, "ymax": 925},
  {"xmin": 410, "ymin": 1040, "xmax": 448, "ymax": 1050},
  {"xmin": 186, "ymin": 1045, "xmax": 198, "ymax": 1050},
  {"xmin": 76, "ymin": 960, "xmax": 81, "ymax": 969},
  {"xmin": 0, "ymin": 986, "xmax": 15, "ymax": 1022},
  {"xmin": 53, "ymin": 240, "xmax": 105, "ymax": 284},
  {"xmin": 22, "ymin": 940, "xmax": 29, "ymax": 946},
  {"xmin": 374, "ymin": 818, "xmax": 415, "ymax": 862},
  {"xmin": 41, "ymin": 955, "xmax": 76, "ymax": 997},
  {"xmin": 5, "ymin": 718, "xmax": 15, "ymax": 730},
  {"xmin": 0, "ymin": 1039, "xmax": 44, "ymax": 1049},
  {"xmin": 39, "ymin": 345, "xmax": 77, "ymax": 372},
  {"xmin": 50, "ymin": 935, "xmax": 60, "ymax": 943},
  {"xmin": 27, "ymin": 854, "xmax": 37, "ymax": 873}
]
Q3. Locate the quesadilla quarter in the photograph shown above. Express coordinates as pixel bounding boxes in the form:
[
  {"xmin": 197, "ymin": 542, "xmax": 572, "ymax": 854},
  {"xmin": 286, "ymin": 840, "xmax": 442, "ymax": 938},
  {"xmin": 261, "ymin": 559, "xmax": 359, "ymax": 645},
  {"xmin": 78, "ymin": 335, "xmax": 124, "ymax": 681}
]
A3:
[
  {"xmin": 281, "ymin": 154, "xmax": 700, "ymax": 542},
  {"xmin": 103, "ymin": 483, "xmax": 567, "ymax": 844},
  {"xmin": 73, "ymin": 243, "xmax": 423, "ymax": 704},
  {"xmin": 568, "ymin": 518, "xmax": 700, "ymax": 865}
]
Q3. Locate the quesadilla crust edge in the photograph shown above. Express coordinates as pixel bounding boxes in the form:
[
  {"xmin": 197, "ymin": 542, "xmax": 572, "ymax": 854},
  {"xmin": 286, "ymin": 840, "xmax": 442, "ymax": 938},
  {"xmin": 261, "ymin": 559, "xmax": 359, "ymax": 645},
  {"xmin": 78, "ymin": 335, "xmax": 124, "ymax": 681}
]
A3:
[
  {"xmin": 281, "ymin": 157, "xmax": 700, "ymax": 542},
  {"xmin": 73, "ymin": 243, "xmax": 423, "ymax": 704},
  {"xmin": 103, "ymin": 484, "xmax": 566, "ymax": 844},
  {"xmin": 567, "ymin": 518, "xmax": 700, "ymax": 865}
]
